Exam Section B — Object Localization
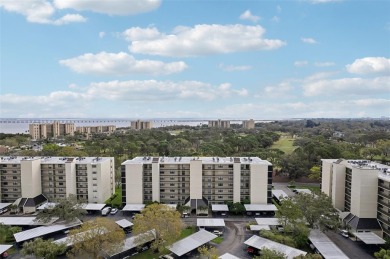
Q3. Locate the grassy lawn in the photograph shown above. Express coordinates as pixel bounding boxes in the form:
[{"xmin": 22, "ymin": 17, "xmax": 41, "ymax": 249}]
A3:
[
  {"xmin": 105, "ymin": 186, "xmax": 122, "ymax": 208},
  {"xmin": 271, "ymin": 134, "xmax": 296, "ymax": 154},
  {"xmin": 212, "ymin": 236, "xmax": 224, "ymax": 244},
  {"xmin": 291, "ymin": 184, "xmax": 321, "ymax": 194},
  {"xmin": 180, "ymin": 226, "xmax": 196, "ymax": 239}
]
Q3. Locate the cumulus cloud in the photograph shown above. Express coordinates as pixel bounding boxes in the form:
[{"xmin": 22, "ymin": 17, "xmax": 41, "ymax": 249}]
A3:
[
  {"xmin": 346, "ymin": 57, "xmax": 390, "ymax": 75},
  {"xmin": 0, "ymin": 0, "xmax": 86, "ymax": 25},
  {"xmin": 125, "ymin": 24, "xmax": 286, "ymax": 57},
  {"xmin": 219, "ymin": 63, "xmax": 252, "ymax": 71},
  {"xmin": 53, "ymin": 0, "xmax": 161, "ymax": 15},
  {"xmin": 239, "ymin": 10, "xmax": 260, "ymax": 23},
  {"xmin": 301, "ymin": 38, "xmax": 317, "ymax": 44},
  {"xmin": 294, "ymin": 61, "xmax": 309, "ymax": 67},
  {"xmin": 59, "ymin": 52, "xmax": 188, "ymax": 76}
]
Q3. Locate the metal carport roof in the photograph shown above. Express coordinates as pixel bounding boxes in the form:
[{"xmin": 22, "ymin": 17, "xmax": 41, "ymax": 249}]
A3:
[
  {"xmin": 37, "ymin": 202, "xmax": 57, "ymax": 210},
  {"xmin": 81, "ymin": 203, "xmax": 106, "ymax": 211},
  {"xmin": 250, "ymin": 225, "xmax": 270, "ymax": 231},
  {"xmin": 14, "ymin": 219, "xmax": 82, "ymax": 243},
  {"xmin": 0, "ymin": 216, "xmax": 58, "ymax": 226},
  {"xmin": 219, "ymin": 253, "xmax": 240, "ymax": 259},
  {"xmin": 211, "ymin": 204, "xmax": 229, "ymax": 212},
  {"xmin": 354, "ymin": 232, "xmax": 386, "ymax": 244},
  {"xmin": 244, "ymin": 204, "xmax": 278, "ymax": 211},
  {"xmin": 255, "ymin": 218, "xmax": 280, "ymax": 226},
  {"xmin": 168, "ymin": 230, "xmax": 217, "ymax": 256},
  {"xmin": 0, "ymin": 203, "xmax": 11, "ymax": 210},
  {"xmin": 244, "ymin": 235, "xmax": 306, "ymax": 259},
  {"xmin": 272, "ymin": 190, "xmax": 288, "ymax": 200},
  {"xmin": 0, "ymin": 245, "xmax": 12, "ymax": 254},
  {"xmin": 115, "ymin": 219, "xmax": 133, "ymax": 229},
  {"xmin": 197, "ymin": 218, "xmax": 225, "ymax": 227},
  {"xmin": 122, "ymin": 204, "xmax": 145, "ymax": 211},
  {"xmin": 309, "ymin": 229, "xmax": 349, "ymax": 259}
]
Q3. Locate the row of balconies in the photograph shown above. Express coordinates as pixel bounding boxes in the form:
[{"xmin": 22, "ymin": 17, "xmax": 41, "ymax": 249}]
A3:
[{"xmin": 1, "ymin": 182, "xmax": 21, "ymax": 187}]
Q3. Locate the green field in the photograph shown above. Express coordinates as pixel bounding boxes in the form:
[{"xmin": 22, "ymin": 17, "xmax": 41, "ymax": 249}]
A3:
[{"xmin": 271, "ymin": 135, "xmax": 296, "ymax": 154}]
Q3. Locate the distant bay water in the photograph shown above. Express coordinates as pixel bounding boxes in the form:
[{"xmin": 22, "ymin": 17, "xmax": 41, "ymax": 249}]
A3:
[{"xmin": 0, "ymin": 118, "xmax": 213, "ymax": 134}]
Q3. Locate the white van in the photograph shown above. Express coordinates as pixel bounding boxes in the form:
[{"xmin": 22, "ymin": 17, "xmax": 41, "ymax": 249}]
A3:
[{"xmin": 101, "ymin": 207, "xmax": 111, "ymax": 216}]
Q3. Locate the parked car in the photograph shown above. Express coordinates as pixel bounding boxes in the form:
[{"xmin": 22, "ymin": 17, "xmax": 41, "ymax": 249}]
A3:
[
  {"xmin": 101, "ymin": 207, "xmax": 111, "ymax": 216},
  {"xmin": 110, "ymin": 208, "xmax": 118, "ymax": 215},
  {"xmin": 212, "ymin": 230, "xmax": 223, "ymax": 236},
  {"xmin": 182, "ymin": 212, "xmax": 189, "ymax": 218},
  {"xmin": 340, "ymin": 229, "xmax": 349, "ymax": 238},
  {"xmin": 159, "ymin": 255, "xmax": 174, "ymax": 259}
]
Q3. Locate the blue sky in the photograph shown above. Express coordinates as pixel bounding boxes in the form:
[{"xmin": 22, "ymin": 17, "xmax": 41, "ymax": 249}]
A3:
[{"xmin": 0, "ymin": 0, "xmax": 389, "ymax": 119}]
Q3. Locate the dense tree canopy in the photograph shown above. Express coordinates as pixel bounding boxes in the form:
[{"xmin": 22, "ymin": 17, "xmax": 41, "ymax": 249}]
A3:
[{"xmin": 21, "ymin": 238, "xmax": 66, "ymax": 259}]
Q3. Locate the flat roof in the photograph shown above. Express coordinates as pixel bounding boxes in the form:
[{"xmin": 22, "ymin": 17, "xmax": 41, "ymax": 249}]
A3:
[
  {"xmin": 255, "ymin": 218, "xmax": 280, "ymax": 226},
  {"xmin": 14, "ymin": 219, "xmax": 82, "ymax": 243},
  {"xmin": 168, "ymin": 230, "xmax": 218, "ymax": 256},
  {"xmin": 309, "ymin": 230, "xmax": 349, "ymax": 259},
  {"xmin": 105, "ymin": 230, "xmax": 156, "ymax": 257},
  {"xmin": 0, "ymin": 203, "xmax": 11, "ymax": 210},
  {"xmin": 219, "ymin": 253, "xmax": 240, "ymax": 259},
  {"xmin": 197, "ymin": 218, "xmax": 225, "ymax": 227},
  {"xmin": 272, "ymin": 190, "xmax": 288, "ymax": 200},
  {"xmin": 244, "ymin": 235, "xmax": 307, "ymax": 259},
  {"xmin": 122, "ymin": 156, "xmax": 271, "ymax": 165},
  {"xmin": 0, "ymin": 216, "xmax": 58, "ymax": 226},
  {"xmin": 211, "ymin": 204, "xmax": 229, "ymax": 212},
  {"xmin": 250, "ymin": 225, "xmax": 270, "ymax": 231},
  {"xmin": 122, "ymin": 204, "xmax": 145, "ymax": 211},
  {"xmin": 0, "ymin": 245, "xmax": 13, "ymax": 254},
  {"xmin": 81, "ymin": 203, "xmax": 106, "ymax": 211},
  {"xmin": 0, "ymin": 156, "xmax": 112, "ymax": 164},
  {"xmin": 354, "ymin": 232, "xmax": 386, "ymax": 244},
  {"xmin": 115, "ymin": 219, "xmax": 134, "ymax": 229},
  {"xmin": 244, "ymin": 204, "xmax": 278, "ymax": 211},
  {"xmin": 37, "ymin": 202, "xmax": 57, "ymax": 210}
]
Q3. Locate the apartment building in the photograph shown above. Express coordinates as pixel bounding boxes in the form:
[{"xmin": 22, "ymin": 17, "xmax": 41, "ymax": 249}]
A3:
[
  {"xmin": 76, "ymin": 125, "xmax": 116, "ymax": 134},
  {"xmin": 208, "ymin": 120, "xmax": 230, "ymax": 128},
  {"xmin": 121, "ymin": 157, "xmax": 273, "ymax": 207},
  {"xmin": 131, "ymin": 120, "xmax": 152, "ymax": 130},
  {"xmin": 321, "ymin": 159, "xmax": 390, "ymax": 238},
  {"xmin": 0, "ymin": 156, "xmax": 114, "ymax": 204},
  {"xmin": 242, "ymin": 119, "xmax": 255, "ymax": 129},
  {"xmin": 29, "ymin": 122, "xmax": 75, "ymax": 140}
]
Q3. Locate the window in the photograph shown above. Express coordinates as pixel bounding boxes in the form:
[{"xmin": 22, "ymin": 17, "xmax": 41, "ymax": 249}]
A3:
[
  {"xmin": 92, "ymin": 165, "xmax": 97, "ymax": 168},
  {"xmin": 93, "ymin": 189, "xmax": 97, "ymax": 192},
  {"xmin": 13, "ymin": 182, "xmax": 17, "ymax": 185},
  {"xmin": 12, "ymin": 164, "xmax": 17, "ymax": 167},
  {"xmin": 12, "ymin": 176, "xmax": 17, "ymax": 179},
  {"xmin": 59, "ymin": 182, "xmax": 63, "ymax": 186},
  {"xmin": 218, "ymin": 196, "xmax": 223, "ymax": 199},
  {"xmin": 59, "ymin": 176, "xmax": 63, "ymax": 180},
  {"xmin": 13, "ymin": 171, "xmax": 17, "ymax": 174},
  {"xmin": 170, "ymin": 177, "xmax": 175, "ymax": 180},
  {"xmin": 170, "ymin": 183, "xmax": 175, "ymax": 186},
  {"xmin": 170, "ymin": 195, "xmax": 175, "ymax": 198},
  {"xmin": 218, "ymin": 183, "xmax": 223, "ymax": 187},
  {"xmin": 218, "ymin": 189, "xmax": 223, "ymax": 193},
  {"xmin": 92, "ymin": 171, "xmax": 97, "ymax": 174},
  {"xmin": 170, "ymin": 189, "xmax": 175, "ymax": 192},
  {"xmin": 59, "ymin": 188, "xmax": 63, "ymax": 191},
  {"xmin": 170, "ymin": 171, "xmax": 175, "ymax": 174}
]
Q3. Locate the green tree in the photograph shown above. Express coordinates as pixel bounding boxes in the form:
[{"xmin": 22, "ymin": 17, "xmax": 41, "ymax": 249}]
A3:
[
  {"xmin": 294, "ymin": 254, "xmax": 323, "ymax": 259},
  {"xmin": 198, "ymin": 245, "xmax": 219, "ymax": 259},
  {"xmin": 255, "ymin": 248, "xmax": 286, "ymax": 259},
  {"xmin": 0, "ymin": 223, "xmax": 21, "ymax": 243},
  {"xmin": 308, "ymin": 166, "xmax": 321, "ymax": 181},
  {"xmin": 133, "ymin": 203, "xmax": 182, "ymax": 252},
  {"xmin": 229, "ymin": 202, "xmax": 245, "ymax": 215},
  {"xmin": 35, "ymin": 194, "xmax": 86, "ymax": 223},
  {"xmin": 375, "ymin": 248, "xmax": 390, "ymax": 259},
  {"xmin": 21, "ymin": 238, "xmax": 66, "ymax": 259},
  {"xmin": 67, "ymin": 217, "xmax": 125, "ymax": 259}
]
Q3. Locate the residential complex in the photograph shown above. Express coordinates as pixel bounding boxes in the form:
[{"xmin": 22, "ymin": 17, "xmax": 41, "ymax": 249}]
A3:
[
  {"xmin": 121, "ymin": 157, "xmax": 273, "ymax": 207},
  {"xmin": 321, "ymin": 159, "xmax": 390, "ymax": 238},
  {"xmin": 208, "ymin": 120, "xmax": 230, "ymax": 128},
  {"xmin": 29, "ymin": 122, "xmax": 75, "ymax": 140},
  {"xmin": 0, "ymin": 156, "xmax": 115, "ymax": 204},
  {"xmin": 242, "ymin": 119, "xmax": 255, "ymax": 129},
  {"xmin": 131, "ymin": 120, "xmax": 152, "ymax": 130},
  {"xmin": 76, "ymin": 125, "xmax": 116, "ymax": 134}
]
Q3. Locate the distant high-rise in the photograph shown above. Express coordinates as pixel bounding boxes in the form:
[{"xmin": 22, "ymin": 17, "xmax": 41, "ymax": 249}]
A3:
[
  {"xmin": 131, "ymin": 120, "xmax": 152, "ymax": 130},
  {"xmin": 76, "ymin": 125, "xmax": 116, "ymax": 134},
  {"xmin": 29, "ymin": 122, "xmax": 75, "ymax": 140},
  {"xmin": 242, "ymin": 119, "xmax": 255, "ymax": 129},
  {"xmin": 208, "ymin": 119, "xmax": 230, "ymax": 128}
]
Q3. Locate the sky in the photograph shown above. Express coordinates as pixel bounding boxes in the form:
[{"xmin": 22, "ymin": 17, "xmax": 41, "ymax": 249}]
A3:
[{"xmin": 0, "ymin": 0, "xmax": 389, "ymax": 120}]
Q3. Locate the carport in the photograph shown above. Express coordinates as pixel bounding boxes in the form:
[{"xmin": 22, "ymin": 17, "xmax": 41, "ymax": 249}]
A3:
[
  {"xmin": 0, "ymin": 216, "xmax": 58, "ymax": 226},
  {"xmin": 244, "ymin": 235, "xmax": 306, "ymax": 259},
  {"xmin": 0, "ymin": 245, "xmax": 13, "ymax": 257},
  {"xmin": 219, "ymin": 253, "xmax": 240, "ymax": 259},
  {"xmin": 115, "ymin": 219, "xmax": 133, "ymax": 233},
  {"xmin": 308, "ymin": 229, "xmax": 349, "ymax": 259},
  {"xmin": 37, "ymin": 202, "xmax": 57, "ymax": 211},
  {"xmin": 211, "ymin": 204, "xmax": 229, "ymax": 216},
  {"xmin": 168, "ymin": 229, "xmax": 218, "ymax": 257},
  {"xmin": 354, "ymin": 232, "xmax": 386, "ymax": 244},
  {"xmin": 250, "ymin": 225, "xmax": 270, "ymax": 231},
  {"xmin": 81, "ymin": 203, "xmax": 107, "ymax": 214},
  {"xmin": 272, "ymin": 190, "xmax": 288, "ymax": 203},
  {"xmin": 122, "ymin": 204, "xmax": 145, "ymax": 216},
  {"xmin": 244, "ymin": 204, "xmax": 278, "ymax": 217},
  {"xmin": 0, "ymin": 203, "xmax": 11, "ymax": 213},
  {"xmin": 197, "ymin": 218, "xmax": 225, "ymax": 231}
]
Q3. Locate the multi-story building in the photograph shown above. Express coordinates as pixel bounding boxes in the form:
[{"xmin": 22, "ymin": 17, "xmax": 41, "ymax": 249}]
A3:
[
  {"xmin": 321, "ymin": 159, "xmax": 390, "ymax": 238},
  {"xmin": 242, "ymin": 119, "xmax": 255, "ymax": 129},
  {"xmin": 131, "ymin": 120, "xmax": 152, "ymax": 130},
  {"xmin": 29, "ymin": 122, "xmax": 75, "ymax": 140},
  {"xmin": 0, "ymin": 156, "xmax": 114, "ymax": 204},
  {"xmin": 121, "ymin": 157, "xmax": 272, "ymax": 207},
  {"xmin": 76, "ymin": 125, "xmax": 116, "ymax": 134},
  {"xmin": 208, "ymin": 120, "xmax": 230, "ymax": 128}
]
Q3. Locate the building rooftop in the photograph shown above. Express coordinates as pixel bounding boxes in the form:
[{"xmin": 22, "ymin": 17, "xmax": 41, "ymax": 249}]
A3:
[
  {"xmin": 122, "ymin": 156, "xmax": 271, "ymax": 165},
  {"xmin": 0, "ymin": 156, "xmax": 112, "ymax": 164},
  {"xmin": 309, "ymin": 229, "xmax": 349, "ymax": 259},
  {"xmin": 168, "ymin": 230, "xmax": 218, "ymax": 256}
]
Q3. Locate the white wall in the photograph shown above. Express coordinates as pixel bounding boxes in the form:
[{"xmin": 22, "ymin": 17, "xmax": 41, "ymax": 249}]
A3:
[
  {"xmin": 250, "ymin": 164, "xmax": 268, "ymax": 204},
  {"xmin": 96, "ymin": 159, "xmax": 114, "ymax": 203},
  {"xmin": 65, "ymin": 161, "xmax": 76, "ymax": 197},
  {"xmin": 321, "ymin": 160, "xmax": 333, "ymax": 196},
  {"xmin": 125, "ymin": 163, "xmax": 144, "ymax": 203},
  {"xmin": 190, "ymin": 159, "xmax": 202, "ymax": 199},
  {"xmin": 152, "ymin": 163, "xmax": 160, "ymax": 202},
  {"xmin": 233, "ymin": 162, "xmax": 241, "ymax": 203},
  {"xmin": 21, "ymin": 159, "xmax": 42, "ymax": 198},
  {"xmin": 332, "ymin": 164, "xmax": 346, "ymax": 211},
  {"xmin": 351, "ymin": 168, "xmax": 378, "ymax": 218}
]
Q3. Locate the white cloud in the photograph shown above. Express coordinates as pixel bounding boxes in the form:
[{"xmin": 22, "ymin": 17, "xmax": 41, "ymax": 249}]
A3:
[
  {"xmin": 262, "ymin": 81, "xmax": 295, "ymax": 98},
  {"xmin": 123, "ymin": 27, "xmax": 161, "ymax": 41},
  {"xmin": 219, "ymin": 63, "xmax": 252, "ymax": 71},
  {"xmin": 301, "ymin": 38, "xmax": 317, "ymax": 44},
  {"xmin": 126, "ymin": 24, "xmax": 286, "ymax": 57},
  {"xmin": 302, "ymin": 76, "xmax": 390, "ymax": 96},
  {"xmin": 294, "ymin": 61, "xmax": 309, "ymax": 67},
  {"xmin": 53, "ymin": 0, "xmax": 161, "ymax": 16},
  {"xmin": 314, "ymin": 62, "xmax": 335, "ymax": 67},
  {"xmin": 59, "ymin": 52, "xmax": 188, "ymax": 76},
  {"xmin": 0, "ymin": 0, "xmax": 86, "ymax": 25},
  {"xmin": 99, "ymin": 31, "xmax": 105, "ymax": 38},
  {"xmin": 346, "ymin": 57, "xmax": 390, "ymax": 75},
  {"xmin": 239, "ymin": 10, "xmax": 260, "ymax": 23}
]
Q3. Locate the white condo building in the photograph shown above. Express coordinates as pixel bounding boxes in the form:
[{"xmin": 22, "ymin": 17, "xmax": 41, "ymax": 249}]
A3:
[
  {"xmin": 0, "ymin": 156, "xmax": 115, "ymax": 204},
  {"xmin": 121, "ymin": 157, "xmax": 273, "ymax": 208}
]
